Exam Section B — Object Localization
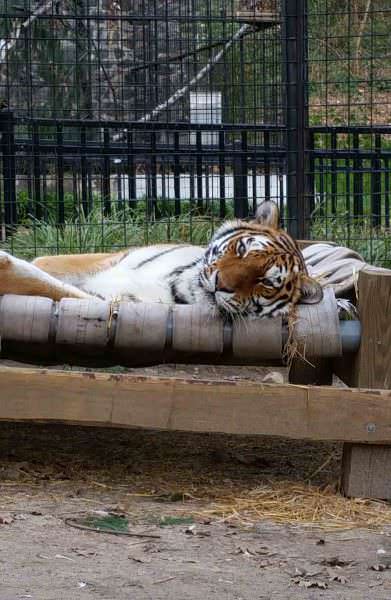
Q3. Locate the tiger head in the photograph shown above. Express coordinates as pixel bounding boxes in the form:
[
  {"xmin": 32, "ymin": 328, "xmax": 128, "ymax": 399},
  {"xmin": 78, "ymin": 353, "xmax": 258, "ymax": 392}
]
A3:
[{"xmin": 200, "ymin": 201, "xmax": 323, "ymax": 317}]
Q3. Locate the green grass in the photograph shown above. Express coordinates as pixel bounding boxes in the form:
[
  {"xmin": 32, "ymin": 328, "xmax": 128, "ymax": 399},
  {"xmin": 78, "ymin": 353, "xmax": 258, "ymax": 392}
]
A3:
[
  {"xmin": 311, "ymin": 214, "xmax": 391, "ymax": 267},
  {"xmin": 1, "ymin": 205, "xmax": 217, "ymax": 259},
  {"xmin": 2, "ymin": 199, "xmax": 390, "ymax": 269}
]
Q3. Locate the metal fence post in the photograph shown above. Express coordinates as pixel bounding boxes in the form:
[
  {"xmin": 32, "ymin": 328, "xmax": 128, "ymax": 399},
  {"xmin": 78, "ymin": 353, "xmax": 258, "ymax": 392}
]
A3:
[
  {"xmin": 282, "ymin": 0, "xmax": 311, "ymax": 239},
  {"xmin": 233, "ymin": 135, "xmax": 248, "ymax": 219},
  {"xmin": 0, "ymin": 110, "xmax": 17, "ymax": 231}
]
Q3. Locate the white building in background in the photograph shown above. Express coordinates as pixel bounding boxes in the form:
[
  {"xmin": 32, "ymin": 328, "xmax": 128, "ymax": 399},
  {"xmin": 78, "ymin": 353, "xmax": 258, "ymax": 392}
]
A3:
[{"xmin": 189, "ymin": 92, "xmax": 222, "ymax": 146}]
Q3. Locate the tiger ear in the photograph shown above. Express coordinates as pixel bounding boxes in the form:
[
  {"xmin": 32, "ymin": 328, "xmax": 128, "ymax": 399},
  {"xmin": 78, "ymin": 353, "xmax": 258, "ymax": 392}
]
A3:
[
  {"xmin": 254, "ymin": 200, "xmax": 280, "ymax": 229},
  {"xmin": 299, "ymin": 275, "xmax": 323, "ymax": 304}
]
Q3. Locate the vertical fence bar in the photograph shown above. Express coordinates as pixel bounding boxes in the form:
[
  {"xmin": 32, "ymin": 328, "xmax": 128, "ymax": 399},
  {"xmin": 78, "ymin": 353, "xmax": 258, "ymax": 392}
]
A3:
[
  {"xmin": 353, "ymin": 132, "xmax": 363, "ymax": 218},
  {"xmin": 331, "ymin": 131, "xmax": 337, "ymax": 215},
  {"xmin": 252, "ymin": 149, "xmax": 257, "ymax": 216},
  {"xmin": 174, "ymin": 131, "xmax": 181, "ymax": 216},
  {"xmin": 218, "ymin": 130, "xmax": 226, "ymax": 218},
  {"xmin": 264, "ymin": 131, "xmax": 271, "ymax": 201},
  {"xmin": 196, "ymin": 131, "xmax": 203, "ymax": 212},
  {"xmin": 80, "ymin": 125, "xmax": 88, "ymax": 216},
  {"xmin": 56, "ymin": 123, "xmax": 65, "ymax": 224},
  {"xmin": 151, "ymin": 131, "xmax": 158, "ymax": 217},
  {"xmin": 233, "ymin": 133, "xmax": 248, "ymax": 219},
  {"xmin": 32, "ymin": 123, "xmax": 42, "ymax": 220},
  {"xmin": 127, "ymin": 129, "xmax": 136, "ymax": 208},
  {"xmin": 385, "ymin": 157, "xmax": 390, "ymax": 229},
  {"xmin": 371, "ymin": 133, "xmax": 381, "ymax": 228},
  {"xmin": 307, "ymin": 129, "xmax": 315, "ymax": 216},
  {"xmin": 103, "ymin": 127, "xmax": 111, "ymax": 215},
  {"xmin": 282, "ymin": 0, "xmax": 310, "ymax": 239},
  {"xmin": 0, "ymin": 110, "xmax": 17, "ymax": 231},
  {"xmin": 345, "ymin": 157, "xmax": 351, "ymax": 246}
]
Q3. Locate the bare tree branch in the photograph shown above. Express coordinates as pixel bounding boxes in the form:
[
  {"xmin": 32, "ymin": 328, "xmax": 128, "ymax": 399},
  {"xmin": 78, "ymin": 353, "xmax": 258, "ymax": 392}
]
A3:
[
  {"xmin": 0, "ymin": 0, "xmax": 59, "ymax": 63},
  {"xmin": 354, "ymin": 0, "xmax": 372, "ymax": 76},
  {"xmin": 138, "ymin": 24, "xmax": 251, "ymax": 123}
]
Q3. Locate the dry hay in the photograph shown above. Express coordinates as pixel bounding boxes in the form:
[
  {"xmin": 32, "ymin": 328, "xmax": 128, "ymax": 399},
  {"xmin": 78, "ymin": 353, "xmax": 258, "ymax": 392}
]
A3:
[
  {"xmin": 1, "ymin": 422, "xmax": 391, "ymax": 531},
  {"xmin": 195, "ymin": 483, "xmax": 391, "ymax": 531}
]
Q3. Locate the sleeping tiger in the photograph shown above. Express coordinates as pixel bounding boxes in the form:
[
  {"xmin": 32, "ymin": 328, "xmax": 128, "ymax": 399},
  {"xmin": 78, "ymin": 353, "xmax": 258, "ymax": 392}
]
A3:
[{"xmin": 0, "ymin": 201, "xmax": 360, "ymax": 318}]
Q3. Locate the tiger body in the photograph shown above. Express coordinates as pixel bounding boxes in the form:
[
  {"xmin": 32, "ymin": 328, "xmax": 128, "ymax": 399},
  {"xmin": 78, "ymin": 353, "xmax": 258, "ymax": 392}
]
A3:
[
  {"xmin": 0, "ymin": 203, "xmax": 323, "ymax": 318},
  {"xmin": 38, "ymin": 244, "xmax": 205, "ymax": 305}
]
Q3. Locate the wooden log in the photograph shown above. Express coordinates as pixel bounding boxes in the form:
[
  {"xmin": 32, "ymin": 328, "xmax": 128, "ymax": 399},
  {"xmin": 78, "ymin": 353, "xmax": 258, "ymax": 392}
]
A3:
[
  {"xmin": 338, "ymin": 266, "xmax": 391, "ymax": 499},
  {"xmin": 0, "ymin": 291, "xmax": 344, "ymax": 366},
  {"xmin": 0, "ymin": 366, "xmax": 390, "ymax": 443},
  {"xmin": 115, "ymin": 302, "xmax": 169, "ymax": 352},
  {"xmin": 232, "ymin": 315, "xmax": 281, "ymax": 359},
  {"xmin": 172, "ymin": 305, "xmax": 223, "ymax": 354},
  {"xmin": 288, "ymin": 287, "xmax": 338, "ymax": 385},
  {"xmin": 0, "ymin": 295, "xmax": 53, "ymax": 343}
]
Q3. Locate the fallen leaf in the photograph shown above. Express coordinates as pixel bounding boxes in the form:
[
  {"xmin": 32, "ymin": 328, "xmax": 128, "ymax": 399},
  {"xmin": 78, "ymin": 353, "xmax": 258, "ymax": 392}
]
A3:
[
  {"xmin": 371, "ymin": 563, "xmax": 389, "ymax": 572},
  {"xmin": 292, "ymin": 577, "xmax": 328, "ymax": 589},
  {"xmin": 376, "ymin": 548, "xmax": 391, "ymax": 566},
  {"xmin": 185, "ymin": 524, "xmax": 197, "ymax": 535},
  {"xmin": 327, "ymin": 568, "xmax": 349, "ymax": 584},
  {"xmin": 259, "ymin": 560, "xmax": 273, "ymax": 568},
  {"xmin": 0, "ymin": 515, "xmax": 13, "ymax": 525},
  {"xmin": 321, "ymin": 556, "xmax": 353, "ymax": 567},
  {"xmin": 234, "ymin": 546, "xmax": 257, "ymax": 558}
]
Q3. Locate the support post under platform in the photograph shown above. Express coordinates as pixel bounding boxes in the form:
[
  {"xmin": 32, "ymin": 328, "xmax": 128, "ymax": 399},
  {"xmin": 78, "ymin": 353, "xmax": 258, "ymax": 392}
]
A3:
[{"xmin": 339, "ymin": 267, "xmax": 391, "ymax": 499}]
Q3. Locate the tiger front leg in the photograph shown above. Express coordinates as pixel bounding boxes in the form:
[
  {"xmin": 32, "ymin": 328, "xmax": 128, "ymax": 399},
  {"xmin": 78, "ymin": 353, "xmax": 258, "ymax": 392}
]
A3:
[{"xmin": 0, "ymin": 251, "xmax": 92, "ymax": 301}]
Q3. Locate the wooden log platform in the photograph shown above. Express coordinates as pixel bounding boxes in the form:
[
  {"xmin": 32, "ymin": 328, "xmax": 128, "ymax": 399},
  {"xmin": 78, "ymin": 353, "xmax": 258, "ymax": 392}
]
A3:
[
  {"xmin": 0, "ymin": 288, "xmax": 348, "ymax": 367},
  {"xmin": 0, "ymin": 264, "xmax": 389, "ymax": 501}
]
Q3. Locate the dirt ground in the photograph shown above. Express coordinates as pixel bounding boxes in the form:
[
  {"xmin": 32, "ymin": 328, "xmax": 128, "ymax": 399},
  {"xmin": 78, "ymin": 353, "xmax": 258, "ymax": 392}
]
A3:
[{"xmin": 1, "ymin": 422, "xmax": 391, "ymax": 600}]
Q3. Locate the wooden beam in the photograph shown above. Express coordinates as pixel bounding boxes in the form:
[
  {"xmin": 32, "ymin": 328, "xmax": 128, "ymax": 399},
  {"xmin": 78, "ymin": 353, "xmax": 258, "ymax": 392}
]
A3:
[
  {"xmin": 333, "ymin": 266, "xmax": 391, "ymax": 498},
  {"xmin": 334, "ymin": 266, "xmax": 391, "ymax": 389},
  {"xmin": 342, "ymin": 444, "xmax": 391, "ymax": 499},
  {"xmin": 0, "ymin": 366, "xmax": 391, "ymax": 443}
]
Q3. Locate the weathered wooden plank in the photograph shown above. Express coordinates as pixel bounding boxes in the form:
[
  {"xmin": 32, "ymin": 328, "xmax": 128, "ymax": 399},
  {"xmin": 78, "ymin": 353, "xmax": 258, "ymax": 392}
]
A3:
[
  {"xmin": 342, "ymin": 444, "xmax": 391, "ymax": 499},
  {"xmin": 334, "ymin": 266, "xmax": 391, "ymax": 389},
  {"xmin": 337, "ymin": 266, "xmax": 391, "ymax": 498},
  {"xmin": 0, "ymin": 366, "xmax": 391, "ymax": 443}
]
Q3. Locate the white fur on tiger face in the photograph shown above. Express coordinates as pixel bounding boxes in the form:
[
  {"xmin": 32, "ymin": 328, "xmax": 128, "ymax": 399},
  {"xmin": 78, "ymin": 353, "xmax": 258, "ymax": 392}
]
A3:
[{"xmin": 0, "ymin": 202, "xmax": 324, "ymax": 318}]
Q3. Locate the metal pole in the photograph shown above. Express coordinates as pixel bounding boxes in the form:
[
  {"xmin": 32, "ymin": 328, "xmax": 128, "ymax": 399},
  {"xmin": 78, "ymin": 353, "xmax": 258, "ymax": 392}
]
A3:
[
  {"xmin": 282, "ymin": 0, "xmax": 310, "ymax": 239},
  {"xmin": 0, "ymin": 110, "xmax": 17, "ymax": 232}
]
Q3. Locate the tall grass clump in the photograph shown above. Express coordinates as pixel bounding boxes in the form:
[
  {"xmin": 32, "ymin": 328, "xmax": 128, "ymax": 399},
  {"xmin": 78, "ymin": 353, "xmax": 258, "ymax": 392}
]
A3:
[
  {"xmin": 1, "ymin": 205, "xmax": 216, "ymax": 260},
  {"xmin": 310, "ymin": 214, "xmax": 391, "ymax": 268}
]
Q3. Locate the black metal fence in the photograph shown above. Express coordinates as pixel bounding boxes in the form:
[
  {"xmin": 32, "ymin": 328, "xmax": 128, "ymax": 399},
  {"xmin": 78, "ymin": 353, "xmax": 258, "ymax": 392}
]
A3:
[{"xmin": 0, "ymin": 0, "xmax": 390, "ymax": 265}]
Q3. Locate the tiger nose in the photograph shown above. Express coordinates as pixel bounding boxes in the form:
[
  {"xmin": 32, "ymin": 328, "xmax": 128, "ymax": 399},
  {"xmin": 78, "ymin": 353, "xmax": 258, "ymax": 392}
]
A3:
[{"xmin": 215, "ymin": 273, "xmax": 234, "ymax": 294}]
